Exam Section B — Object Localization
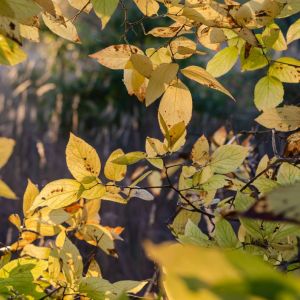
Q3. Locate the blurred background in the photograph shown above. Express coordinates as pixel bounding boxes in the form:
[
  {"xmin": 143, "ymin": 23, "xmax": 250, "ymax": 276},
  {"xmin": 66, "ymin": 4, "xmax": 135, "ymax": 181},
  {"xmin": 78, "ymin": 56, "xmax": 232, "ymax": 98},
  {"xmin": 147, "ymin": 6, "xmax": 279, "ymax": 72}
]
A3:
[{"xmin": 0, "ymin": 2, "xmax": 299, "ymax": 282}]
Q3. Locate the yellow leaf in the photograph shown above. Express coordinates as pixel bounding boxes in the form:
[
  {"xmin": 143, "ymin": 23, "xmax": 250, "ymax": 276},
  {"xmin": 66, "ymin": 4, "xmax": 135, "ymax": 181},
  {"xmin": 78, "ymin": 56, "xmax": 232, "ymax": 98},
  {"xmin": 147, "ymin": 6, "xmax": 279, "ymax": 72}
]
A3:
[
  {"xmin": 133, "ymin": 0, "xmax": 159, "ymax": 16},
  {"xmin": 81, "ymin": 183, "xmax": 106, "ymax": 200},
  {"xmin": 254, "ymin": 75, "xmax": 284, "ymax": 111},
  {"xmin": 86, "ymin": 258, "xmax": 102, "ymax": 278},
  {"xmin": 34, "ymin": 0, "xmax": 56, "ymax": 16},
  {"xmin": 0, "ymin": 34, "xmax": 27, "ymax": 65},
  {"xmin": 66, "ymin": 133, "xmax": 101, "ymax": 183},
  {"xmin": 182, "ymin": 2, "xmax": 235, "ymax": 28},
  {"xmin": 30, "ymin": 179, "xmax": 81, "ymax": 210},
  {"xmin": 130, "ymin": 54, "xmax": 153, "ymax": 78},
  {"xmin": 112, "ymin": 151, "xmax": 146, "ymax": 165},
  {"xmin": 42, "ymin": 3, "xmax": 80, "ymax": 43},
  {"xmin": 56, "ymin": 231, "xmax": 83, "ymax": 285},
  {"xmin": 0, "ymin": 137, "xmax": 15, "ymax": 168},
  {"xmin": 158, "ymin": 80, "xmax": 192, "ymax": 129},
  {"xmin": 23, "ymin": 179, "xmax": 39, "ymax": 217},
  {"xmin": 210, "ymin": 145, "xmax": 248, "ymax": 174},
  {"xmin": 181, "ymin": 65, "xmax": 234, "ymax": 100},
  {"xmin": 235, "ymin": 0, "xmax": 282, "ymax": 28},
  {"xmin": 78, "ymin": 224, "xmax": 115, "ymax": 255},
  {"xmin": 85, "ymin": 198, "xmax": 101, "ymax": 224},
  {"xmin": 20, "ymin": 24, "xmax": 39, "ymax": 42},
  {"xmin": 269, "ymin": 57, "xmax": 300, "ymax": 83},
  {"xmin": 68, "ymin": 0, "xmax": 92, "ymax": 13},
  {"xmin": 277, "ymin": 163, "xmax": 300, "ymax": 186},
  {"xmin": 21, "ymin": 244, "xmax": 50, "ymax": 260},
  {"xmin": 191, "ymin": 135, "xmax": 210, "ymax": 166},
  {"xmin": 146, "ymin": 47, "xmax": 172, "ymax": 67},
  {"xmin": 8, "ymin": 214, "xmax": 21, "ymax": 230},
  {"xmin": 147, "ymin": 23, "xmax": 185, "ymax": 38},
  {"xmin": 255, "ymin": 106, "xmax": 300, "ymax": 132},
  {"xmin": 145, "ymin": 63, "xmax": 179, "ymax": 106},
  {"xmin": 104, "ymin": 149, "xmax": 127, "ymax": 181},
  {"xmin": 206, "ymin": 46, "xmax": 239, "ymax": 78},
  {"xmin": 287, "ymin": 19, "xmax": 300, "ymax": 44},
  {"xmin": 0, "ymin": 179, "xmax": 17, "ymax": 200},
  {"xmin": 197, "ymin": 25, "xmax": 221, "ymax": 51},
  {"xmin": 90, "ymin": 44, "xmax": 142, "ymax": 70},
  {"xmin": 145, "ymin": 137, "xmax": 167, "ymax": 158},
  {"xmin": 123, "ymin": 61, "xmax": 148, "ymax": 102},
  {"xmin": 91, "ymin": 0, "xmax": 119, "ymax": 29},
  {"xmin": 169, "ymin": 36, "xmax": 197, "ymax": 59}
]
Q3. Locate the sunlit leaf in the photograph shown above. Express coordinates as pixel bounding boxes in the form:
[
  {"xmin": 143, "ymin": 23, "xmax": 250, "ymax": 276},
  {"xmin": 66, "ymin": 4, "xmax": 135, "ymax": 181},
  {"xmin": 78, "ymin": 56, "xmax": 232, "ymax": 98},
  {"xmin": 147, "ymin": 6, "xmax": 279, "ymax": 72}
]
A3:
[
  {"xmin": 31, "ymin": 179, "xmax": 81, "ymax": 210},
  {"xmin": 91, "ymin": 0, "xmax": 119, "ymax": 29},
  {"xmin": 254, "ymin": 75, "xmax": 284, "ymax": 111},
  {"xmin": 255, "ymin": 106, "xmax": 300, "ymax": 132},
  {"xmin": 210, "ymin": 145, "xmax": 248, "ymax": 174},
  {"xmin": 181, "ymin": 65, "xmax": 234, "ymax": 100},
  {"xmin": 66, "ymin": 133, "xmax": 101, "ymax": 183},
  {"xmin": 206, "ymin": 46, "xmax": 239, "ymax": 78},
  {"xmin": 145, "ymin": 63, "xmax": 179, "ymax": 106}
]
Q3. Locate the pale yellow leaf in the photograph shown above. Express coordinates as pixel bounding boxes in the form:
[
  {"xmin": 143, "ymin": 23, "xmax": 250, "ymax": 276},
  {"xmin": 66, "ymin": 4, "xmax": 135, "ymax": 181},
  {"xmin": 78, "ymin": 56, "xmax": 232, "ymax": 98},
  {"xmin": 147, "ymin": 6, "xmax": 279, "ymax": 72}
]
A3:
[
  {"xmin": 104, "ymin": 149, "xmax": 127, "ymax": 181},
  {"xmin": 181, "ymin": 65, "xmax": 234, "ymax": 100},
  {"xmin": 0, "ymin": 137, "xmax": 15, "ymax": 168},
  {"xmin": 42, "ymin": 3, "xmax": 80, "ymax": 42},
  {"xmin": 30, "ymin": 179, "xmax": 81, "ymax": 210},
  {"xmin": 146, "ymin": 63, "xmax": 179, "ymax": 106},
  {"xmin": 254, "ymin": 76, "xmax": 284, "ymax": 111},
  {"xmin": 23, "ymin": 179, "xmax": 39, "ymax": 217},
  {"xmin": 191, "ymin": 135, "xmax": 210, "ymax": 166},
  {"xmin": 90, "ymin": 44, "xmax": 142, "ymax": 70},
  {"xmin": 130, "ymin": 54, "xmax": 153, "ymax": 78},
  {"xmin": 269, "ymin": 57, "xmax": 300, "ymax": 83},
  {"xmin": 287, "ymin": 19, "xmax": 300, "ymax": 44},
  {"xmin": 255, "ymin": 106, "xmax": 300, "ymax": 132},
  {"xmin": 0, "ymin": 179, "xmax": 17, "ymax": 200},
  {"xmin": 158, "ymin": 80, "xmax": 192, "ymax": 129},
  {"xmin": 133, "ymin": 0, "xmax": 159, "ymax": 16}
]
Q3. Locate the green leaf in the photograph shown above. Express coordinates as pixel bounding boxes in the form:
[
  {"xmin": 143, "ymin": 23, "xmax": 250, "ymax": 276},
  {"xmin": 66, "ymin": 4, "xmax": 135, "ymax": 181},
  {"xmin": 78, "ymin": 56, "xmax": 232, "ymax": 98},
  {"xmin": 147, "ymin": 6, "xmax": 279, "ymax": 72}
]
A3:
[
  {"xmin": 254, "ymin": 76, "xmax": 284, "ymax": 111},
  {"xmin": 215, "ymin": 219, "xmax": 239, "ymax": 248},
  {"xmin": 210, "ymin": 145, "xmax": 248, "ymax": 174},
  {"xmin": 206, "ymin": 46, "xmax": 239, "ymax": 78},
  {"xmin": 178, "ymin": 219, "xmax": 212, "ymax": 247},
  {"xmin": 277, "ymin": 163, "xmax": 300, "ymax": 186},
  {"xmin": 91, "ymin": 0, "xmax": 119, "ymax": 29}
]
